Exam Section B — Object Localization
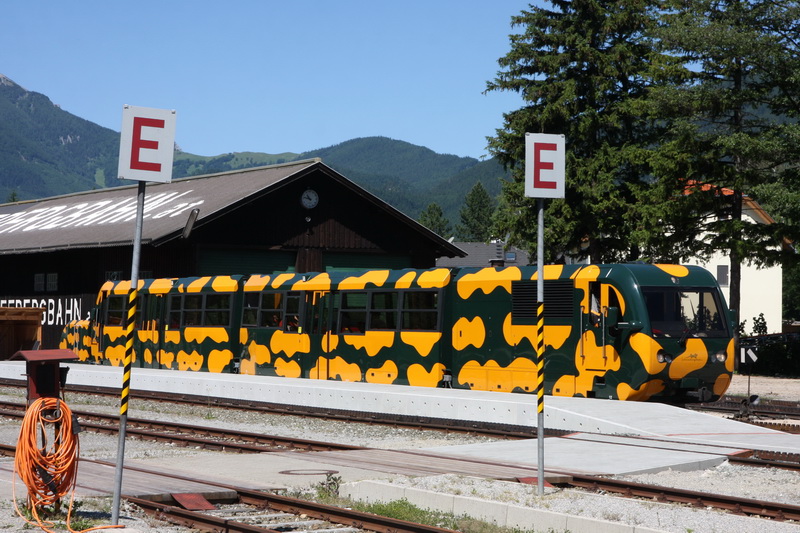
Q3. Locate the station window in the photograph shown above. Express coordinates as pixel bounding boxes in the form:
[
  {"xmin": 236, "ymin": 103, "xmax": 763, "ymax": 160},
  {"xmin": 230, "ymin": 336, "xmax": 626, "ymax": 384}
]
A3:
[{"xmin": 34, "ymin": 272, "xmax": 58, "ymax": 292}]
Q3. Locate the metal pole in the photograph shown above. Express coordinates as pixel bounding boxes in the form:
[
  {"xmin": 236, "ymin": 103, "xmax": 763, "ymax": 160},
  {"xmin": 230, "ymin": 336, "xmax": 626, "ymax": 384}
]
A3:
[
  {"xmin": 112, "ymin": 180, "xmax": 145, "ymax": 524},
  {"xmin": 536, "ymin": 198, "xmax": 545, "ymax": 496}
]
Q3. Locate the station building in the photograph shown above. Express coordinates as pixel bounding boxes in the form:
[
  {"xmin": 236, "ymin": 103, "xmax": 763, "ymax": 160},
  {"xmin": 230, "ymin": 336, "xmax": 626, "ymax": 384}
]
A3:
[{"xmin": 0, "ymin": 159, "xmax": 464, "ymax": 346}]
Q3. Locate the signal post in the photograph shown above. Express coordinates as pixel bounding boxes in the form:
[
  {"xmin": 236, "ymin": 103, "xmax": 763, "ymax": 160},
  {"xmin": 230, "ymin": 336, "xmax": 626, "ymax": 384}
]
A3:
[{"xmin": 524, "ymin": 133, "xmax": 565, "ymax": 495}]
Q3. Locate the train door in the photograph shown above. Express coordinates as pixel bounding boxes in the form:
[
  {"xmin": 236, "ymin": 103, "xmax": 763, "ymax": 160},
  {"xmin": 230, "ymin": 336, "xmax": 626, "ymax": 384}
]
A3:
[
  {"xmin": 580, "ymin": 282, "xmax": 622, "ymax": 390},
  {"xmin": 302, "ymin": 290, "xmax": 332, "ymax": 379},
  {"xmin": 135, "ymin": 293, "xmax": 166, "ymax": 369}
]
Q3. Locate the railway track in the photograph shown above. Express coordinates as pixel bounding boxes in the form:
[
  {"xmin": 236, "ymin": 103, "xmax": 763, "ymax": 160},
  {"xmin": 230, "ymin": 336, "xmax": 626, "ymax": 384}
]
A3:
[{"xmin": 0, "ymin": 399, "xmax": 366, "ymax": 453}]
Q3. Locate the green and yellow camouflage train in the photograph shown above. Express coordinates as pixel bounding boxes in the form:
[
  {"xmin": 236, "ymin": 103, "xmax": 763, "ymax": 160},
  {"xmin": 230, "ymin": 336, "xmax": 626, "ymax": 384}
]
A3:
[{"xmin": 60, "ymin": 263, "xmax": 735, "ymax": 402}]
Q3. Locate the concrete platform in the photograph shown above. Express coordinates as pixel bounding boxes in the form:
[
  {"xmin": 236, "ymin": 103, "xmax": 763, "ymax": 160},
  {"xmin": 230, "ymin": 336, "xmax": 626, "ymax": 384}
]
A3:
[{"xmin": 0, "ymin": 361, "xmax": 797, "ymax": 478}]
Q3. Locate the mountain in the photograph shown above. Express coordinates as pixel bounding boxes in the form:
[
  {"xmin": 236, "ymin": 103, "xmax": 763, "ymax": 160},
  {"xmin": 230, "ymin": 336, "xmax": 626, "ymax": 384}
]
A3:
[
  {"xmin": 0, "ymin": 74, "xmax": 509, "ymax": 223},
  {"xmin": 0, "ymin": 74, "xmax": 123, "ymax": 200}
]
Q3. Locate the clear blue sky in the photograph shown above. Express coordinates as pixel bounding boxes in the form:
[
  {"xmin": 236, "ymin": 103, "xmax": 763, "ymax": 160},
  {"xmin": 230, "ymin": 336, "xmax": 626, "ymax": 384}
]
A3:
[{"xmin": 2, "ymin": 1, "xmax": 532, "ymax": 160}]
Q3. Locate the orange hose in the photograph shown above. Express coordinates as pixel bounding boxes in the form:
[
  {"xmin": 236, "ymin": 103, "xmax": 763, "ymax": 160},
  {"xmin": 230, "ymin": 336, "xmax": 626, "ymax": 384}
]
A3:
[{"xmin": 13, "ymin": 397, "xmax": 121, "ymax": 532}]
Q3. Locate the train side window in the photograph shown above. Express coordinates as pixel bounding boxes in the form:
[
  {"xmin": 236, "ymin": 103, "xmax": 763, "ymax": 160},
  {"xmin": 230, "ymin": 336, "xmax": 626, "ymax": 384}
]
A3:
[
  {"xmin": 242, "ymin": 293, "xmax": 260, "ymax": 326},
  {"xmin": 401, "ymin": 291, "xmax": 439, "ymax": 331},
  {"xmin": 205, "ymin": 294, "xmax": 231, "ymax": 326},
  {"xmin": 183, "ymin": 294, "xmax": 202, "ymax": 327},
  {"xmin": 105, "ymin": 295, "xmax": 126, "ymax": 326},
  {"xmin": 284, "ymin": 292, "xmax": 302, "ymax": 332},
  {"xmin": 261, "ymin": 293, "xmax": 283, "ymax": 328},
  {"xmin": 339, "ymin": 291, "xmax": 367, "ymax": 334},
  {"xmin": 369, "ymin": 291, "xmax": 397, "ymax": 330}
]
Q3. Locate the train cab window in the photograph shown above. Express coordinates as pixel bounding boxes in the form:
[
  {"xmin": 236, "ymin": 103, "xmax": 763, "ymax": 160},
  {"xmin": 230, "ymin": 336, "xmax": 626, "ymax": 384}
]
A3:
[
  {"xmin": 183, "ymin": 295, "xmax": 202, "ymax": 327},
  {"xmin": 644, "ymin": 288, "xmax": 728, "ymax": 338},
  {"xmin": 339, "ymin": 292, "xmax": 367, "ymax": 334},
  {"xmin": 401, "ymin": 291, "xmax": 439, "ymax": 331},
  {"xmin": 369, "ymin": 291, "xmax": 398, "ymax": 330}
]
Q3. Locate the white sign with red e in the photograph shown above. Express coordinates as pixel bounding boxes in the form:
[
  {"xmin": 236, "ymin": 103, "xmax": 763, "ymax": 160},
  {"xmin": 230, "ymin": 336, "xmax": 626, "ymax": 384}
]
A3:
[
  {"xmin": 118, "ymin": 105, "xmax": 177, "ymax": 183},
  {"xmin": 525, "ymin": 133, "xmax": 565, "ymax": 199}
]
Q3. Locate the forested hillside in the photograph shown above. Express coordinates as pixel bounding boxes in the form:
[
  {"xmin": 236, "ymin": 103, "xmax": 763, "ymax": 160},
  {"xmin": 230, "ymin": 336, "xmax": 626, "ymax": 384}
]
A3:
[
  {"xmin": 0, "ymin": 74, "xmax": 508, "ymax": 224},
  {"xmin": 0, "ymin": 74, "xmax": 122, "ymax": 200}
]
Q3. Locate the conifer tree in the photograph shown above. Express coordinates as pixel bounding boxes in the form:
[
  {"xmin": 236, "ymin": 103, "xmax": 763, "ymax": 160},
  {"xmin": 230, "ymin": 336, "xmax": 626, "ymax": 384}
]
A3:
[
  {"xmin": 455, "ymin": 182, "xmax": 495, "ymax": 242},
  {"xmin": 418, "ymin": 202, "xmax": 452, "ymax": 238}
]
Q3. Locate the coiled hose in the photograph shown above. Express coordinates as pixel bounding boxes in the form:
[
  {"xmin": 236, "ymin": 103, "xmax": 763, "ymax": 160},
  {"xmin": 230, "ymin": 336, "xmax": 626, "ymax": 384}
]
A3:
[{"xmin": 13, "ymin": 396, "xmax": 120, "ymax": 532}]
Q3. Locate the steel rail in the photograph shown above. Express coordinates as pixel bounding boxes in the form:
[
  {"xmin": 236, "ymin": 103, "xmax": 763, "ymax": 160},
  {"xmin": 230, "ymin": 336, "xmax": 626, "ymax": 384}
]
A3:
[
  {"xmin": 127, "ymin": 492, "xmax": 461, "ymax": 533},
  {"xmin": 567, "ymin": 473, "xmax": 800, "ymax": 521}
]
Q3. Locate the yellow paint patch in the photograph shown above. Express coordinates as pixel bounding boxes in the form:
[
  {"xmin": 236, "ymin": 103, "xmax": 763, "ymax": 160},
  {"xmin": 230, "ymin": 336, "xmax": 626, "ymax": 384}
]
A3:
[
  {"xmin": 211, "ymin": 276, "xmax": 238, "ymax": 292},
  {"xmin": 275, "ymin": 358, "xmax": 301, "ymax": 378},
  {"xmin": 452, "ymin": 316, "xmax": 486, "ymax": 351},
  {"xmin": 185, "ymin": 327, "xmax": 229, "ymax": 343},
  {"xmin": 244, "ymin": 275, "xmax": 271, "ymax": 291},
  {"xmin": 571, "ymin": 329, "xmax": 621, "ymax": 397},
  {"xmin": 668, "ymin": 339, "xmax": 708, "ymax": 380},
  {"xmin": 713, "ymin": 373, "xmax": 731, "ymax": 397},
  {"xmin": 240, "ymin": 359, "xmax": 256, "ymax": 375},
  {"xmin": 321, "ymin": 332, "xmax": 339, "ymax": 353},
  {"xmin": 143, "ymin": 348, "xmax": 154, "ymax": 364},
  {"xmin": 654, "ymin": 264, "xmax": 689, "ymax": 277},
  {"xmin": 208, "ymin": 349, "xmax": 233, "ymax": 373},
  {"xmin": 502, "ymin": 313, "xmax": 536, "ymax": 347},
  {"xmin": 417, "ymin": 269, "xmax": 451, "ymax": 288},
  {"xmin": 396, "ymin": 271, "xmax": 417, "ymax": 289},
  {"xmin": 106, "ymin": 344, "xmax": 126, "ymax": 366},
  {"xmin": 544, "ymin": 325, "xmax": 572, "ymax": 350},
  {"xmin": 408, "ymin": 362, "xmax": 446, "ymax": 387},
  {"xmin": 400, "ymin": 331, "xmax": 441, "ymax": 356},
  {"xmin": 326, "ymin": 356, "xmax": 363, "ymax": 381},
  {"xmin": 247, "ymin": 341, "xmax": 272, "ymax": 365},
  {"xmin": 530, "ymin": 264, "xmax": 565, "ymax": 280},
  {"xmin": 725, "ymin": 338, "xmax": 735, "ymax": 373},
  {"xmin": 344, "ymin": 330, "xmax": 395, "ymax": 356},
  {"xmin": 269, "ymin": 330, "xmax": 311, "ymax": 357},
  {"xmin": 149, "ymin": 278, "xmax": 174, "ymax": 293},
  {"xmin": 365, "ymin": 360, "xmax": 398, "ymax": 384},
  {"xmin": 457, "ymin": 267, "xmax": 521, "ymax": 299},
  {"xmin": 177, "ymin": 350, "xmax": 203, "ymax": 371},
  {"xmin": 617, "ymin": 380, "xmax": 665, "ymax": 401},
  {"xmin": 164, "ymin": 330, "xmax": 181, "ymax": 344},
  {"xmin": 158, "ymin": 350, "xmax": 175, "ymax": 368},
  {"xmin": 629, "ymin": 333, "xmax": 667, "ymax": 375},
  {"xmin": 553, "ymin": 375, "xmax": 576, "ymax": 396},
  {"xmin": 293, "ymin": 272, "xmax": 331, "ymax": 291},
  {"xmin": 573, "ymin": 265, "xmax": 601, "ymax": 281},
  {"xmin": 456, "ymin": 358, "xmax": 538, "ymax": 392},
  {"xmin": 187, "ymin": 277, "xmax": 213, "ymax": 293},
  {"xmin": 340, "ymin": 270, "xmax": 391, "ymax": 290},
  {"xmin": 271, "ymin": 273, "xmax": 296, "ymax": 288}
]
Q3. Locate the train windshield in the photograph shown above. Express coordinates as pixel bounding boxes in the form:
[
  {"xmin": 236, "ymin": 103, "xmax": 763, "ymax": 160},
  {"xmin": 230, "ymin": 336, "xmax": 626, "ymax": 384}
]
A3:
[{"xmin": 643, "ymin": 287, "xmax": 729, "ymax": 338}]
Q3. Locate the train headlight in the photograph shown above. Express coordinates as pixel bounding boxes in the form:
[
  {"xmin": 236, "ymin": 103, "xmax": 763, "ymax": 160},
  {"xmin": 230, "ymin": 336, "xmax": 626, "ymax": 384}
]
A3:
[
  {"xmin": 715, "ymin": 351, "xmax": 727, "ymax": 362},
  {"xmin": 656, "ymin": 350, "xmax": 673, "ymax": 363}
]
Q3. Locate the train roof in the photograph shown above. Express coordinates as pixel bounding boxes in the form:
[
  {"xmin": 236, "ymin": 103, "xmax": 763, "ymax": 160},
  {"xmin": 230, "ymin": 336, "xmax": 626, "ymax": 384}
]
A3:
[{"xmin": 98, "ymin": 263, "xmax": 721, "ymax": 295}]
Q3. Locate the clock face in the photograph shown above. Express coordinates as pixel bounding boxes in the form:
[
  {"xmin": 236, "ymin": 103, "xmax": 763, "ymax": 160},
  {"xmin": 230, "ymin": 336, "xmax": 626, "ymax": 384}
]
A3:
[{"xmin": 301, "ymin": 189, "xmax": 319, "ymax": 209}]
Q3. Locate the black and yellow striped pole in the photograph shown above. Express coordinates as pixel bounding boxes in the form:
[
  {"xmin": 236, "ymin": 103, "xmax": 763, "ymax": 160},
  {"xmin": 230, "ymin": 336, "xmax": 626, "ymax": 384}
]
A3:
[
  {"xmin": 111, "ymin": 181, "xmax": 145, "ymax": 524},
  {"xmin": 535, "ymin": 199, "xmax": 546, "ymax": 496}
]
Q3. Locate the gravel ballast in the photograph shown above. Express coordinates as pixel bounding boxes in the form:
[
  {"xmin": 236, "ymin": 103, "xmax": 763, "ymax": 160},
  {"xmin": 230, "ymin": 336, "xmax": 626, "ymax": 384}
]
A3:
[{"xmin": 0, "ymin": 374, "xmax": 797, "ymax": 532}]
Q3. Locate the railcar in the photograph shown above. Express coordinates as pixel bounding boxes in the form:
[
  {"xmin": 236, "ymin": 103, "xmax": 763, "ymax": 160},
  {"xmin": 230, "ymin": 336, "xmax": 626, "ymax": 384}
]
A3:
[{"xmin": 60, "ymin": 263, "xmax": 735, "ymax": 402}]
